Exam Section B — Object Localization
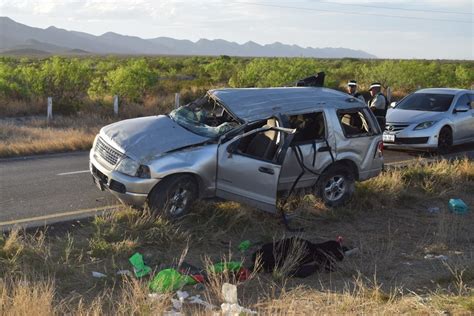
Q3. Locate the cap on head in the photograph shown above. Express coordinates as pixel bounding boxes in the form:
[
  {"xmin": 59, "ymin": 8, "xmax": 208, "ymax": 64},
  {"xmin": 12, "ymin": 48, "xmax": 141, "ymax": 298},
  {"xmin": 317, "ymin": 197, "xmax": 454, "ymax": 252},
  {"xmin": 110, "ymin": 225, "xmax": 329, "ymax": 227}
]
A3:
[
  {"xmin": 347, "ymin": 80, "xmax": 357, "ymax": 87},
  {"xmin": 369, "ymin": 82, "xmax": 381, "ymax": 90}
]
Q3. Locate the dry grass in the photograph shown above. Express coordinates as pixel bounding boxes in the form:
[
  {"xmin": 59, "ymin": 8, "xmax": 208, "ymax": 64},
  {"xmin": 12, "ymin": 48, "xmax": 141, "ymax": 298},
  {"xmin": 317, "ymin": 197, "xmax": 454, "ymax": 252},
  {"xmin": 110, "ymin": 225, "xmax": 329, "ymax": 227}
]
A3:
[
  {"xmin": 0, "ymin": 116, "xmax": 113, "ymax": 157},
  {"xmin": 0, "ymin": 159, "xmax": 473, "ymax": 314}
]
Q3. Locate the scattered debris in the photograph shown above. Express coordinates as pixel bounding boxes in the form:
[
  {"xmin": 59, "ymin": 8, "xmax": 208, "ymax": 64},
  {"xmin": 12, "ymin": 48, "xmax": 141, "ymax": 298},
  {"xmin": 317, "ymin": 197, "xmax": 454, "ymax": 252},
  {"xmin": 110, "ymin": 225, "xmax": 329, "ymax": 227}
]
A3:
[
  {"xmin": 220, "ymin": 283, "xmax": 256, "ymax": 315},
  {"xmin": 251, "ymin": 237, "xmax": 347, "ymax": 277},
  {"xmin": 149, "ymin": 269, "xmax": 196, "ymax": 293},
  {"xmin": 91, "ymin": 271, "xmax": 107, "ymax": 278},
  {"xmin": 188, "ymin": 294, "xmax": 216, "ymax": 310},
  {"xmin": 344, "ymin": 247, "xmax": 360, "ymax": 256},
  {"xmin": 238, "ymin": 240, "xmax": 251, "ymax": 252},
  {"xmin": 222, "ymin": 283, "xmax": 238, "ymax": 304},
  {"xmin": 147, "ymin": 293, "xmax": 166, "ymax": 301},
  {"xmin": 116, "ymin": 269, "xmax": 132, "ymax": 276},
  {"xmin": 176, "ymin": 290, "xmax": 189, "ymax": 301},
  {"xmin": 427, "ymin": 206, "xmax": 440, "ymax": 213},
  {"xmin": 448, "ymin": 198, "xmax": 469, "ymax": 214},
  {"xmin": 211, "ymin": 262, "xmax": 242, "ymax": 273},
  {"xmin": 129, "ymin": 252, "xmax": 152, "ymax": 278},
  {"xmin": 221, "ymin": 303, "xmax": 257, "ymax": 315},
  {"xmin": 171, "ymin": 298, "xmax": 182, "ymax": 310},
  {"xmin": 424, "ymin": 254, "xmax": 448, "ymax": 260}
]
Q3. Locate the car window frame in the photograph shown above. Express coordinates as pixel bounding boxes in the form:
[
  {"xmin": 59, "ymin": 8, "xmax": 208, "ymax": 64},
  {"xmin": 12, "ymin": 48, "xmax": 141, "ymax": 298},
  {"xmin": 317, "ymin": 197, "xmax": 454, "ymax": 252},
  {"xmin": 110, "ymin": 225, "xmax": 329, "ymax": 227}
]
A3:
[
  {"xmin": 337, "ymin": 107, "xmax": 375, "ymax": 139},
  {"xmin": 284, "ymin": 110, "xmax": 328, "ymax": 146},
  {"xmin": 225, "ymin": 116, "xmax": 294, "ymax": 165}
]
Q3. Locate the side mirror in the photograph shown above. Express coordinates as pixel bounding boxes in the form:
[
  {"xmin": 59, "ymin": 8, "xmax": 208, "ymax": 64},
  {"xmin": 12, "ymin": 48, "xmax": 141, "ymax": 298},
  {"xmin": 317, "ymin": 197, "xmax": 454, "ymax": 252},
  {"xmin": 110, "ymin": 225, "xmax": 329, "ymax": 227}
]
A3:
[
  {"xmin": 390, "ymin": 101, "xmax": 397, "ymax": 108},
  {"xmin": 454, "ymin": 104, "xmax": 470, "ymax": 113}
]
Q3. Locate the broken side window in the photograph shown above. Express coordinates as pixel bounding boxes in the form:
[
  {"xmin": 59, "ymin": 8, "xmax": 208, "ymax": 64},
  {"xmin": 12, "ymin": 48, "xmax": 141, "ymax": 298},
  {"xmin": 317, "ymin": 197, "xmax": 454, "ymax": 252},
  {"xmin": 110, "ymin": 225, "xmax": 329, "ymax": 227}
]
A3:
[
  {"xmin": 288, "ymin": 112, "xmax": 326, "ymax": 144},
  {"xmin": 338, "ymin": 109, "xmax": 372, "ymax": 137}
]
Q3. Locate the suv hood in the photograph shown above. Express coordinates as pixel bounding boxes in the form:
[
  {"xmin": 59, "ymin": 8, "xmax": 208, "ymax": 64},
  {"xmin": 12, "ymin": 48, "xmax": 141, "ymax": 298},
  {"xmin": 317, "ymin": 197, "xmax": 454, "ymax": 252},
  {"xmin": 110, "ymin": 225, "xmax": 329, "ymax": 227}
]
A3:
[
  {"xmin": 386, "ymin": 109, "xmax": 445, "ymax": 124},
  {"xmin": 100, "ymin": 115, "xmax": 210, "ymax": 162}
]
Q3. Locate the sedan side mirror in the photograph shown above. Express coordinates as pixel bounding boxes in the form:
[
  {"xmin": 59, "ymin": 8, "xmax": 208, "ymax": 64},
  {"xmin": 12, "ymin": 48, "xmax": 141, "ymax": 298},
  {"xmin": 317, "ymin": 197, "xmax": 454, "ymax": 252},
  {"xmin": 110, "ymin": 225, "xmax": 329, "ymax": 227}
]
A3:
[
  {"xmin": 454, "ymin": 104, "xmax": 470, "ymax": 113},
  {"xmin": 390, "ymin": 101, "xmax": 397, "ymax": 108}
]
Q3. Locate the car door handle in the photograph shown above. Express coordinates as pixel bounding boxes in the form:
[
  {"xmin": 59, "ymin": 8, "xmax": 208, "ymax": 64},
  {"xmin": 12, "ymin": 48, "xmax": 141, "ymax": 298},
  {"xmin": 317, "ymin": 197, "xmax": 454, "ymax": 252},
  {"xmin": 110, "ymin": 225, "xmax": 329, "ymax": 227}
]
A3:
[
  {"xmin": 258, "ymin": 166, "xmax": 274, "ymax": 175},
  {"xmin": 318, "ymin": 146, "xmax": 331, "ymax": 152}
]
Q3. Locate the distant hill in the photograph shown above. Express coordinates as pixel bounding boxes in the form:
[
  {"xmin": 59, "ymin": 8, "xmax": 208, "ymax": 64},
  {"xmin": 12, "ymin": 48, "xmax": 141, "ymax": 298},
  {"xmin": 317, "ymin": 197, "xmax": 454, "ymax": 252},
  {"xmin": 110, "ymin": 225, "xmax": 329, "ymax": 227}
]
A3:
[{"xmin": 0, "ymin": 16, "xmax": 377, "ymax": 58}]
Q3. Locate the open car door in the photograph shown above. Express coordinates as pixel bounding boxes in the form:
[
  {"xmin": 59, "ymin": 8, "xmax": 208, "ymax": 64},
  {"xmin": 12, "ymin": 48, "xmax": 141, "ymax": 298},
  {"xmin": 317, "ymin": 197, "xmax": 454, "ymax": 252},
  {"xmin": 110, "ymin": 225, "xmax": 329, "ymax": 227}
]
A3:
[{"xmin": 216, "ymin": 121, "xmax": 295, "ymax": 213}]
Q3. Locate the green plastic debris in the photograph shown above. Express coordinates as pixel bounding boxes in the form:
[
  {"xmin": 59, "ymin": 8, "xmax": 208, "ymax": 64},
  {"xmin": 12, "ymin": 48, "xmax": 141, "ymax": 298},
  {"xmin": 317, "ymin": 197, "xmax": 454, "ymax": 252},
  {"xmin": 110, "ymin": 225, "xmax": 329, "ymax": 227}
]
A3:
[
  {"xmin": 129, "ymin": 252, "xmax": 152, "ymax": 278},
  {"xmin": 238, "ymin": 240, "xmax": 251, "ymax": 252},
  {"xmin": 149, "ymin": 268, "xmax": 195, "ymax": 293},
  {"xmin": 211, "ymin": 261, "xmax": 242, "ymax": 273}
]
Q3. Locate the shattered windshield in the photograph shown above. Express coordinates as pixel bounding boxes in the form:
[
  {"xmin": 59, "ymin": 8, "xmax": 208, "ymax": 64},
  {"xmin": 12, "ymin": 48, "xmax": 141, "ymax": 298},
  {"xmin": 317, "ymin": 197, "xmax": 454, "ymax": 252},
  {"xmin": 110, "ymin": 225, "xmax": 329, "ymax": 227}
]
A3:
[
  {"xmin": 396, "ymin": 93, "xmax": 454, "ymax": 112},
  {"xmin": 169, "ymin": 94, "xmax": 240, "ymax": 138}
]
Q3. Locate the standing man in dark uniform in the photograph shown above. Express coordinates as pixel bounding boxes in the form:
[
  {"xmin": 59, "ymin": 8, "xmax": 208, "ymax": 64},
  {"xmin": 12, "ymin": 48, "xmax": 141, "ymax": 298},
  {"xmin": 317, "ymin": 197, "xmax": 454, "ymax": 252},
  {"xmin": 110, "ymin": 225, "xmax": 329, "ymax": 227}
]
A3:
[
  {"xmin": 368, "ymin": 82, "xmax": 388, "ymax": 117},
  {"xmin": 347, "ymin": 80, "xmax": 365, "ymax": 102}
]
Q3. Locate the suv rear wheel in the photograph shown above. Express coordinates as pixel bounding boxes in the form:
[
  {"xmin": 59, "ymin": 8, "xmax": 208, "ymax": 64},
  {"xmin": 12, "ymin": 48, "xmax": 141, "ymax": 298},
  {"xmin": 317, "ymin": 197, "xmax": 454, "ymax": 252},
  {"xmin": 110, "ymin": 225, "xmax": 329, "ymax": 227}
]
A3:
[
  {"xmin": 148, "ymin": 174, "xmax": 198, "ymax": 219},
  {"xmin": 317, "ymin": 165, "xmax": 355, "ymax": 207}
]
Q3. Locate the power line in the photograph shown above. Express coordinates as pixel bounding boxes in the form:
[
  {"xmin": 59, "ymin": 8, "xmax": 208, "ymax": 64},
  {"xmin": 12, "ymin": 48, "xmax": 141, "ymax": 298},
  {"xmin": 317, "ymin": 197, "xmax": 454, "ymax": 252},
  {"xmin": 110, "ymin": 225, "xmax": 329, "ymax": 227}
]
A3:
[
  {"xmin": 233, "ymin": 1, "xmax": 473, "ymax": 24},
  {"xmin": 312, "ymin": 0, "xmax": 473, "ymax": 16}
]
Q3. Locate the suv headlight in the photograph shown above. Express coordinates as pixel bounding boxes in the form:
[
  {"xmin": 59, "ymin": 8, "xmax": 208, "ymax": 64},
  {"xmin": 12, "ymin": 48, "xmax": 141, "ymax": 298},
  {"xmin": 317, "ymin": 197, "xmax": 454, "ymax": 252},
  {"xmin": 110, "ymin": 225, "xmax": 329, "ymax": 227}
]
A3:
[
  {"xmin": 116, "ymin": 157, "xmax": 139, "ymax": 176},
  {"xmin": 116, "ymin": 157, "xmax": 150, "ymax": 178},
  {"xmin": 414, "ymin": 121, "xmax": 437, "ymax": 130}
]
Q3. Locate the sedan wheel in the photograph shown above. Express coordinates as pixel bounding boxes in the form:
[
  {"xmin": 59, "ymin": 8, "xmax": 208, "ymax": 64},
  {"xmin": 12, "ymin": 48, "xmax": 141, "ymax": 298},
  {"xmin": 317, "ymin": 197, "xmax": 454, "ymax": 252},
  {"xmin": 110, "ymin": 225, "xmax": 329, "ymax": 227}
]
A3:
[{"xmin": 437, "ymin": 127, "xmax": 452, "ymax": 155}]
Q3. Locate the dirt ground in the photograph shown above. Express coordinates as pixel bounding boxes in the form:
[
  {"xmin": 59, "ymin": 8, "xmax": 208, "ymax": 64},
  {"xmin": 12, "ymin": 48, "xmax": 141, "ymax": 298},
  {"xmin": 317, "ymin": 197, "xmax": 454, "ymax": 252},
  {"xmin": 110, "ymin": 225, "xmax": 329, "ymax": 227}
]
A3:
[{"xmin": 1, "ymin": 159, "xmax": 473, "ymax": 314}]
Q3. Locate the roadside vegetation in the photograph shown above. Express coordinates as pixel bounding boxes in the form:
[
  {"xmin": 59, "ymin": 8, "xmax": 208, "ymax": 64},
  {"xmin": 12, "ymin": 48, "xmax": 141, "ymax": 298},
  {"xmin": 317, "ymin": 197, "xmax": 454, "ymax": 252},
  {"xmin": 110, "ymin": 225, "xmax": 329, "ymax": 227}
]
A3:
[
  {"xmin": 0, "ymin": 56, "xmax": 472, "ymax": 157},
  {"xmin": 1, "ymin": 159, "xmax": 473, "ymax": 314},
  {"xmin": 1, "ymin": 56, "xmax": 472, "ymax": 117}
]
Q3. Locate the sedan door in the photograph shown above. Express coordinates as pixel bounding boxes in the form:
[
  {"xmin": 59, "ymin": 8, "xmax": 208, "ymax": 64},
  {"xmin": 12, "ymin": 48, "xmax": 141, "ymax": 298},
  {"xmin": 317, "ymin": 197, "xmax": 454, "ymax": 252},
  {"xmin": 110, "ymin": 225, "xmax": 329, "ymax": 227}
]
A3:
[
  {"xmin": 216, "ymin": 124, "xmax": 295, "ymax": 213},
  {"xmin": 451, "ymin": 93, "xmax": 474, "ymax": 143}
]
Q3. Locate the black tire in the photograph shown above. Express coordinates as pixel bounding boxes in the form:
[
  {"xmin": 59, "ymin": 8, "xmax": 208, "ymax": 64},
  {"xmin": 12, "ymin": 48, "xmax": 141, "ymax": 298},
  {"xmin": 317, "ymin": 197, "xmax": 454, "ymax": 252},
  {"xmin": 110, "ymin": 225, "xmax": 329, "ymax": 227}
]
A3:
[
  {"xmin": 148, "ymin": 174, "xmax": 198, "ymax": 219},
  {"xmin": 316, "ymin": 165, "xmax": 355, "ymax": 207},
  {"xmin": 437, "ymin": 127, "xmax": 453, "ymax": 155}
]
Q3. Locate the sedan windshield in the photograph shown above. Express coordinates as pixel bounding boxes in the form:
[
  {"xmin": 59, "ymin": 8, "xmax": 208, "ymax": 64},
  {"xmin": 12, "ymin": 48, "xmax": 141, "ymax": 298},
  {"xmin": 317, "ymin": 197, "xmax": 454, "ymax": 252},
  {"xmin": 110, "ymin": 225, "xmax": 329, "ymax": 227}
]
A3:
[
  {"xmin": 396, "ymin": 93, "xmax": 454, "ymax": 112},
  {"xmin": 169, "ymin": 95, "xmax": 239, "ymax": 138}
]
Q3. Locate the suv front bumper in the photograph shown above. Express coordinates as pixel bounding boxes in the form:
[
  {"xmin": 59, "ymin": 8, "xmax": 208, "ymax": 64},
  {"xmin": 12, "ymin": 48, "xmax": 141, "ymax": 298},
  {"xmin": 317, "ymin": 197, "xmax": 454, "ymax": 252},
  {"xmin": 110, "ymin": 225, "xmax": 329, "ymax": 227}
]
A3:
[{"xmin": 89, "ymin": 151, "xmax": 159, "ymax": 206}]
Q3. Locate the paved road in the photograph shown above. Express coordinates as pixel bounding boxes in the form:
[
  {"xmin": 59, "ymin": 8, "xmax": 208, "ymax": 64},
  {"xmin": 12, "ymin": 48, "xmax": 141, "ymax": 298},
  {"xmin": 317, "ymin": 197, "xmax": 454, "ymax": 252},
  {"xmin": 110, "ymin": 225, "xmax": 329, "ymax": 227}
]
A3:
[
  {"xmin": 0, "ymin": 152, "xmax": 117, "ymax": 227},
  {"xmin": 1, "ymin": 145, "xmax": 473, "ymax": 228}
]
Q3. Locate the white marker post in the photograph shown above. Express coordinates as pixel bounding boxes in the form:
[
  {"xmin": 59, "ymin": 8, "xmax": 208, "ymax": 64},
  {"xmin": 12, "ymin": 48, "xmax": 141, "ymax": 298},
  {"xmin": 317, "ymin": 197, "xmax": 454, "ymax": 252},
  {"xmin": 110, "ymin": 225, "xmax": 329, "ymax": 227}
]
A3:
[
  {"xmin": 47, "ymin": 97, "xmax": 53, "ymax": 122},
  {"xmin": 113, "ymin": 95, "xmax": 119, "ymax": 116},
  {"xmin": 175, "ymin": 92, "xmax": 180, "ymax": 109},
  {"xmin": 386, "ymin": 87, "xmax": 392, "ymax": 103}
]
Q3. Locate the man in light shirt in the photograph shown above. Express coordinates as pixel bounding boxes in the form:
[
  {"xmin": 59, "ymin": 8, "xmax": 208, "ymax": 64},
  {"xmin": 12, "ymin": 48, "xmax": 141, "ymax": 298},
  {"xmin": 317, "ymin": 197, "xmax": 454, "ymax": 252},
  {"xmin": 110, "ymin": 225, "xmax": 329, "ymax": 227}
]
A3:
[
  {"xmin": 347, "ymin": 80, "xmax": 365, "ymax": 103},
  {"xmin": 368, "ymin": 82, "xmax": 388, "ymax": 117}
]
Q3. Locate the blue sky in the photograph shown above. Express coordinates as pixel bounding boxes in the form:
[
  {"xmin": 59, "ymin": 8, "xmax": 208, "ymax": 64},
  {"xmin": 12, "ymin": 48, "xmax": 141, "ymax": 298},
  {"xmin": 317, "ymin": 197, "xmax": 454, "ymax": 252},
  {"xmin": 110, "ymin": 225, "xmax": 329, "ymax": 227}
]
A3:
[{"xmin": 1, "ymin": 0, "xmax": 473, "ymax": 59}]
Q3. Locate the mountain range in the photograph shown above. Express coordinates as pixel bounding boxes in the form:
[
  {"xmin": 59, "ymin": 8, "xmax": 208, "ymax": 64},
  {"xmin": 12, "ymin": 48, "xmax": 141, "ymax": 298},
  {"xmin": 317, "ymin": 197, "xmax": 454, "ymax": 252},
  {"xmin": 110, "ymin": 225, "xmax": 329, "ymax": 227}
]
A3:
[{"xmin": 0, "ymin": 17, "xmax": 376, "ymax": 58}]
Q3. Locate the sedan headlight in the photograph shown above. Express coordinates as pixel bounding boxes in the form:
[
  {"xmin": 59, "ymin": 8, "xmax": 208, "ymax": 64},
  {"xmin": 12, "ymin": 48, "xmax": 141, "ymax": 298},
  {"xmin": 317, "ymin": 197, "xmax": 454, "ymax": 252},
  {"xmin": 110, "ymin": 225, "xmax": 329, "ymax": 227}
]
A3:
[{"xmin": 414, "ymin": 121, "xmax": 437, "ymax": 130}]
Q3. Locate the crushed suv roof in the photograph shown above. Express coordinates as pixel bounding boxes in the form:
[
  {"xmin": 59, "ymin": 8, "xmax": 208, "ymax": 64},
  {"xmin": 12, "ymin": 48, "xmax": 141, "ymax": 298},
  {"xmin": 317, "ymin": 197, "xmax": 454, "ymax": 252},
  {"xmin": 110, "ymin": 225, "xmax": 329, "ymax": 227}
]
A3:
[{"xmin": 210, "ymin": 87, "xmax": 362, "ymax": 121}]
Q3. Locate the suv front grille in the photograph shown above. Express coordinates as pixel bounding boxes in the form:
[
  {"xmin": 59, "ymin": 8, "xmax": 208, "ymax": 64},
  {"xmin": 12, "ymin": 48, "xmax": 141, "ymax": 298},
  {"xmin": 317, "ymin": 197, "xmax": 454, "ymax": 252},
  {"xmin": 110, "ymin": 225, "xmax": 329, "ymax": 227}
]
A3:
[
  {"xmin": 385, "ymin": 123, "xmax": 409, "ymax": 132},
  {"xmin": 95, "ymin": 137, "xmax": 122, "ymax": 166}
]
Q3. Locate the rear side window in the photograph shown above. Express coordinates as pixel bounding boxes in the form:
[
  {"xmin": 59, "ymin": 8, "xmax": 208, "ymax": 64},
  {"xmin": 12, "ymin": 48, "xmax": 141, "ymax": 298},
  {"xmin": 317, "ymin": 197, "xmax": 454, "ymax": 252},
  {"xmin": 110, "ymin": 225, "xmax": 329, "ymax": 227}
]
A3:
[
  {"xmin": 288, "ymin": 112, "xmax": 326, "ymax": 143},
  {"xmin": 338, "ymin": 109, "xmax": 373, "ymax": 138}
]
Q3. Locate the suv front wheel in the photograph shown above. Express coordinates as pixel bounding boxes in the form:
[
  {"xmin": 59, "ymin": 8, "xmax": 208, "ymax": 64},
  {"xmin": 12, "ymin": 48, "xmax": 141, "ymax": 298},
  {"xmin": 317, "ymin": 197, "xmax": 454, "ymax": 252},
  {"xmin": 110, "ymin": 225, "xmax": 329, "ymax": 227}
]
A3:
[
  {"xmin": 148, "ymin": 174, "xmax": 198, "ymax": 219},
  {"xmin": 317, "ymin": 165, "xmax": 355, "ymax": 207}
]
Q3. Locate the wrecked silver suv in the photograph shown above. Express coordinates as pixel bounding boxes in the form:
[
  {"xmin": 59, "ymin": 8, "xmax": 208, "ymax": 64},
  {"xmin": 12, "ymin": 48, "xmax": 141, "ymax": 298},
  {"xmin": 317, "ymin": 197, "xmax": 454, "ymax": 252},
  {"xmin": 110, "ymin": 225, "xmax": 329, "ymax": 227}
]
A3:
[{"xmin": 90, "ymin": 87, "xmax": 384, "ymax": 218}]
